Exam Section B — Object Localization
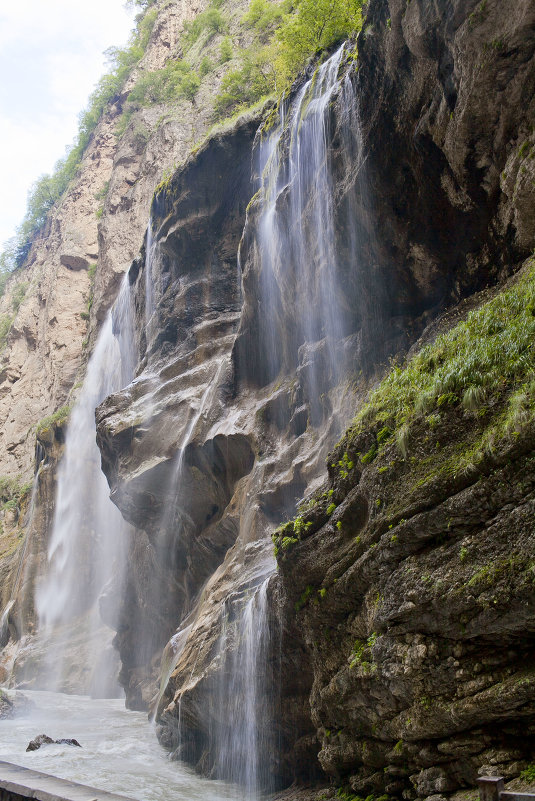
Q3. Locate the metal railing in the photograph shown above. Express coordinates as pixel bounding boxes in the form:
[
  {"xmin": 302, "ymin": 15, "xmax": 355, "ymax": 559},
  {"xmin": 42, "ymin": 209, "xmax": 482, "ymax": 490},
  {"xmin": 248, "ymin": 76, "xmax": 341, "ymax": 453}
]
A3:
[{"xmin": 479, "ymin": 776, "xmax": 535, "ymax": 801}]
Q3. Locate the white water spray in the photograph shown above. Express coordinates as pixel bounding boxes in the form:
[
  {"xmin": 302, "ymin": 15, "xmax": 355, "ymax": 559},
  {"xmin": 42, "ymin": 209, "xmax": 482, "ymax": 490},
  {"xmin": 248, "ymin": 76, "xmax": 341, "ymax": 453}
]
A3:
[
  {"xmin": 36, "ymin": 274, "xmax": 136, "ymax": 694},
  {"xmin": 145, "ymin": 215, "xmax": 157, "ymax": 331}
]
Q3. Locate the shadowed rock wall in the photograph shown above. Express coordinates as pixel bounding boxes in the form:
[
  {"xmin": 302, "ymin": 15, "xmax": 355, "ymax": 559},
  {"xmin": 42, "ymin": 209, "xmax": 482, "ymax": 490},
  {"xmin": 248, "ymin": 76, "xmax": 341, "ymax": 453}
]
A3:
[{"xmin": 272, "ymin": 0, "xmax": 535, "ymax": 795}]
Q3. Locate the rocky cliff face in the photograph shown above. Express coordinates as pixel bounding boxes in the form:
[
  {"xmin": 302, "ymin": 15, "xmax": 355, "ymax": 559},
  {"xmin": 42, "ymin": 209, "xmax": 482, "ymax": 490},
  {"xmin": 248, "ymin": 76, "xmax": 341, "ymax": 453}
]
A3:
[
  {"xmin": 271, "ymin": 0, "xmax": 535, "ymax": 796},
  {"xmin": 274, "ymin": 260, "xmax": 535, "ymax": 799},
  {"xmin": 94, "ymin": 0, "xmax": 535, "ymax": 794},
  {"xmin": 1, "ymin": 0, "xmax": 534, "ymax": 797},
  {"xmin": 0, "ymin": 0, "xmax": 252, "ymax": 651}
]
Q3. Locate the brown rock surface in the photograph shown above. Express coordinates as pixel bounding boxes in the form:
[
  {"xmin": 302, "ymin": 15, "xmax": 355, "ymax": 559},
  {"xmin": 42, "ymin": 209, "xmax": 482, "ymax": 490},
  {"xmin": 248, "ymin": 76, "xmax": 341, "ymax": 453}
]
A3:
[{"xmin": 0, "ymin": 0, "xmax": 252, "ymax": 654}]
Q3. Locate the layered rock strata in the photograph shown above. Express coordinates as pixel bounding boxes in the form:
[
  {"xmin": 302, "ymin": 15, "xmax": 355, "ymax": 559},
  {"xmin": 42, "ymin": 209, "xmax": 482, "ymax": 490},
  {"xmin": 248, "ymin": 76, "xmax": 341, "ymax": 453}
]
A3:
[
  {"xmin": 271, "ymin": 0, "xmax": 535, "ymax": 794},
  {"xmin": 96, "ymin": 0, "xmax": 535, "ymax": 793},
  {"xmin": 274, "ymin": 261, "xmax": 535, "ymax": 798}
]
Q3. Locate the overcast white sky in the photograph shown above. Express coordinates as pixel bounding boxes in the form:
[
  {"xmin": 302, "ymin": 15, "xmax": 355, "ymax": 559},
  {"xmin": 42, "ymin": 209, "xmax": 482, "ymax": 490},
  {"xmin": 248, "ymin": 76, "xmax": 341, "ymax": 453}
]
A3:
[{"xmin": 0, "ymin": 0, "xmax": 136, "ymax": 251}]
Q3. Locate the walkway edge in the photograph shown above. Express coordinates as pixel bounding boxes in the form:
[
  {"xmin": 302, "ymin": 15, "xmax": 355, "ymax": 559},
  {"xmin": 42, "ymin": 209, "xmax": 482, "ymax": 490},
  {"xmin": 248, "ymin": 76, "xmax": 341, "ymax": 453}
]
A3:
[{"xmin": 0, "ymin": 759, "xmax": 139, "ymax": 801}]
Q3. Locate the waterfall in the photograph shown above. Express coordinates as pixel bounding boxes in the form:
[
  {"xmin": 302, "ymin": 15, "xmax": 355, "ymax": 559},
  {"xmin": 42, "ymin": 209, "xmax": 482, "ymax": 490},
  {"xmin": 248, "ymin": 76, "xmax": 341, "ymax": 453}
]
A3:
[
  {"xmin": 35, "ymin": 274, "xmax": 136, "ymax": 695},
  {"xmin": 207, "ymin": 45, "xmax": 354, "ymax": 792},
  {"xmin": 0, "ymin": 601, "xmax": 14, "ymax": 649},
  {"xmin": 253, "ymin": 45, "xmax": 356, "ymax": 415},
  {"xmin": 145, "ymin": 214, "xmax": 156, "ymax": 331},
  {"xmin": 155, "ymin": 45, "xmax": 357, "ymax": 795},
  {"xmin": 211, "ymin": 577, "xmax": 274, "ymax": 799}
]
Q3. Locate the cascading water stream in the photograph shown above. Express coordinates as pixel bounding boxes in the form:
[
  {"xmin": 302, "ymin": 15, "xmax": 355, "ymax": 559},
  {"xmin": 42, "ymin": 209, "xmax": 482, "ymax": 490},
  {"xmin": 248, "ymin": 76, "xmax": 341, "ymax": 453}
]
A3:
[
  {"xmin": 157, "ymin": 45, "xmax": 359, "ymax": 798},
  {"xmin": 200, "ymin": 46, "xmax": 354, "ymax": 796},
  {"xmin": 145, "ymin": 214, "xmax": 156, "ymax": 332},
  {"xmin": 211, "ymin": 577, "xmax": 273, "ymax": 800},
  {"xmin": 35, "ymin": 274, "xmax": 137, "ymax": 695},
  {"xmin": 155, "ymin": 359, "xmax": 227, "ymax": 575},
  {"xmin": 0, "ymin": 601, "xmax": 14, "ymax": 648},
  {"xmin": 255, "ymin": 45, "xmax": 356, "ymax": 411}
]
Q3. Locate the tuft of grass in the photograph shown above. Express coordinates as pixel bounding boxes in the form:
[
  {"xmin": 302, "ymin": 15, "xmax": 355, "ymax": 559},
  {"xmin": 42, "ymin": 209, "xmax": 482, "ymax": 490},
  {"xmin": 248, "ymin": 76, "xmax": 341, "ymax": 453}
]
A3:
[
  {"xmin": 347, "ymin": 261, "xmax": 535, "ymax": 449},
  {"xmin": 36, "ymin": 405, "xmax": 71, "ymax": 435},
  {"xmin": 521, "ymin": 765, "xmax": 535, "ymax": 783}
]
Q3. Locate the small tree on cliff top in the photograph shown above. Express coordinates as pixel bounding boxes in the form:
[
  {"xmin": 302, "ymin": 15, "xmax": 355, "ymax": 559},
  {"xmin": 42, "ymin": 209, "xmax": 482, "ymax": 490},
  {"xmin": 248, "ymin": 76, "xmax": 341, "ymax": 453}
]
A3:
[{"xmin": 277, "ymin": 0, "xmax": 363, "ymax": 79}]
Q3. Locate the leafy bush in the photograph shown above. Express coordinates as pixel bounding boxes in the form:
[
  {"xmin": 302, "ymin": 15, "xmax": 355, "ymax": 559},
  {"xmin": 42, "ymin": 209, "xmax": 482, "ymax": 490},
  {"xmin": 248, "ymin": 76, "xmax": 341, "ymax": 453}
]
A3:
[
  {"xmin": 214, "ymin": 0, "xmax": 363, "ymax": 119},
  {"xmin": 213, "ymin": 44, "xmax": 279, "ymax": 117},
  {"xmin": 277, "ymin": 0, "xmax": 362, "ymax": 80},
  {"xmin": 242, "ymin": 0, "xmax": 289, "ymax": 38},
  {"xmin": 184, "ymin": 8, "xmax": 226, "ymax": 45},
  {"xmin": 0, "ymin": 476, "xmax": 32, "ymax": 509},
  {"xmin": 521, "ymin": 765, "xmax": 535, "ymax": 783},
  {"xmin": 219, "ymin": 37, "xmax": 233, "ymax": 63},
  {"xmin": 125, "ymin": 59, "xmax": 201, "ymax": 110},
  {"xmin": 199, "ymin": 56, "xmax": 213, "ymax": 77}
]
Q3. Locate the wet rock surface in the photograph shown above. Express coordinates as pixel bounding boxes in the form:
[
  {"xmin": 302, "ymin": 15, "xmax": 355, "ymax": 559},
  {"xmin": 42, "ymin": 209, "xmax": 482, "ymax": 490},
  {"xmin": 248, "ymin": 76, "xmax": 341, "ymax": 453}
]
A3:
[
  {"xmin": 0, "ymin": 690, "xmax": 33, "ymax": 720},
  {"xmin": 0, "ymin": 0, "xmax": 254, "ymax": 658},
  {"xmin": 0, "ymin": 0, "xmax": 526, "ymax": 793},
  {"xmin": 275, "ymin": 391, "xmax": 535, "ymax": 796},
  {"xmin": 26, "ymin": 734, "xmax": 82, "ymax": 752},
  {"xmin": 268, "ymin": 0, "xmax": 535, "ymax": 794},
  {"xmin": 352, "ymin": 0, "xmax": 535, "ymax": 364},
  {"xmin": 92, "ymin": 0, "xmax": 535, "ymax": 791},
  {"xmin": 97, "ymin": 80, "xmax": 360, "ymax": 780}
]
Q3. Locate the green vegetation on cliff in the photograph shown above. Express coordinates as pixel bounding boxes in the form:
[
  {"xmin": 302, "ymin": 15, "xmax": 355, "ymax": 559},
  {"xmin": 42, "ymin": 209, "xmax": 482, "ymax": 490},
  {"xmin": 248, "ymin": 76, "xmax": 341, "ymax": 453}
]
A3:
[
  {"xmin": 0, "ymin": 0, "xmax": 363, "ymax": 289},
  {"xmin": 346, "ymin": 259, "xmax": 535, "ymax": 467},
  {"xmin": 0, "ymin": 477, "xmax": 32, "ymax": 512},
  {"xmin": 215, "ymin": 0, "xmax": 363, "ymax": 117},
  {"xmin": 35, "ymin": 406, "xmax": 71, "ymax": 437},
  {"xmin": 274, "ymin": 257, "xmax": 535, "ymax": 552}
]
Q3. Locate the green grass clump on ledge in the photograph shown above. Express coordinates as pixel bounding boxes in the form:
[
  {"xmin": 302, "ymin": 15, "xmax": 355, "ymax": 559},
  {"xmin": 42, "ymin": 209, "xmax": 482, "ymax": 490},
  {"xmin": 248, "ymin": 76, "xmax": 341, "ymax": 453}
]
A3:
[
  {"xmin": 347, "ymin": 259, "xmax": 535, "ymax": 450},
  {"xmin": 36, "ymin": 405, "xmax": 72, "ymax": 435}
]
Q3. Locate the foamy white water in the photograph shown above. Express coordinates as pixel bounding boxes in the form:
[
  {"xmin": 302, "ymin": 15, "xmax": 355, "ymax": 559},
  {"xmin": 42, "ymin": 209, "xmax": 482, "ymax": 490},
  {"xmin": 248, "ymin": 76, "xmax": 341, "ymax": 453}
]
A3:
[{"xmin": 0, "ymin": 690, "xmax": 237, "ymax": 801}]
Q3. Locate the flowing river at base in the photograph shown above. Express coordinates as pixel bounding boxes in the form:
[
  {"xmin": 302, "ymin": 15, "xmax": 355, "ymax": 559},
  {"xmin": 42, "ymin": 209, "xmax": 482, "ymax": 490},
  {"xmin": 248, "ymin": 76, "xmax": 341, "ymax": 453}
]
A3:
[{"xmin": 0, "ymin": 690, "xmax": 238, "ymax": 800}]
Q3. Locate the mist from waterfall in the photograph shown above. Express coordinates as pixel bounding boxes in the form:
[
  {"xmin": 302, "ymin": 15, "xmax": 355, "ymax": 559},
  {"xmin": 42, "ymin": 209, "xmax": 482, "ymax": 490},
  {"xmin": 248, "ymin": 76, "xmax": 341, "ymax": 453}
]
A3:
[
  {"xmin": 16, "ymin": 40, "xmax": 360, "ymax": 799},
  {"xmin": 35, "ymin": 274, "xmax": 136, "ymax": 696}
]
